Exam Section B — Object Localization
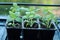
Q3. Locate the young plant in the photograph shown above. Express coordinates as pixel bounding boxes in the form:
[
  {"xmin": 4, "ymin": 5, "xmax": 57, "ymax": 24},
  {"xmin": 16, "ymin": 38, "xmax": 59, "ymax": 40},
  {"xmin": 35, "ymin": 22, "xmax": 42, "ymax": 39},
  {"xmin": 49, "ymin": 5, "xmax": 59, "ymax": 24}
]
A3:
[
  {"xmin": 41, "ymin": 9, "xmax": 57, "ymax": 28},
  {"xmin": 8, "ymin": 11, "xmax": 17, "ymax": 27},
  {"xmin": 7, "ymin": 3, "xmax": 22, "ymax": 27},
  {"xmin": 23, "ymin": 7, "xmax": 40, "ymax": 27}
]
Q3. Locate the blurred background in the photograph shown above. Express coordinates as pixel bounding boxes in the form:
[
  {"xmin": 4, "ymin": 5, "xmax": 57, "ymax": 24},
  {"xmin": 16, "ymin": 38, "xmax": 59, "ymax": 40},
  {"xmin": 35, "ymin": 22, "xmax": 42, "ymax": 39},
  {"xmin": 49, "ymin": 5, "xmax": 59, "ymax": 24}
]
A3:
[{"xmin": 0, "ymin": 0, "xmax": 60, "ymax": 17}]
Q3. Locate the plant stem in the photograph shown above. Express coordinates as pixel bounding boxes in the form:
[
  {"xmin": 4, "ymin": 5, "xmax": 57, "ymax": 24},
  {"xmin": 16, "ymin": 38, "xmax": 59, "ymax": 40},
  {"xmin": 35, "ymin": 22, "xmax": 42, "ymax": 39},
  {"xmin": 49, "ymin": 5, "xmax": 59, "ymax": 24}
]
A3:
[
  {"xmin": 49, "ymin": 21, "xmax": 52, "ymax": 28},
  {"xmin": 13, "ymin": 20, "xmax": 15, "ymax": 27},
  {"xmin": 46, "ymin": 21, "xmax": 49, "ymax": 28},
  {"xmin": 30, "ymin": 18, "xmax": 32, "ymax": 27}
]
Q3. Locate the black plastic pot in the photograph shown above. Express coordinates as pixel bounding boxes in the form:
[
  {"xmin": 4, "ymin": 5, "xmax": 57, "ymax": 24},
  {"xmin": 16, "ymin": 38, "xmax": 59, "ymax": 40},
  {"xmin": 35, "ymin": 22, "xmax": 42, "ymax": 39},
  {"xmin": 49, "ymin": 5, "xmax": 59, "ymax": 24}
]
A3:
[
  {"xmin": 22, "ymin": 19, "xmax": 56, "ymax": 40},
  {"xmin": 6, "ymin": 21, "xmax": 22, "ymax": 40},
  {"xmin": 22, "ymin": 19, "xmax": 40, "ymax": 40},
  {"xmin": 23, "ymin": 28, "xmax": 56, "ymax": 40},
  {"xmin": 38, "ymin": 29, "xmax": 55, "ymax": 40},
  {"xmin": 37, "ymin": 21, "xmax": 56, "ymax": 40},
  {"xmin": 23, "ymin": 29, "xmax": 39, "ymax": 40},
  {"xmin": 7, "ymin": 28, "xmax": 21, "ymax": 40}
]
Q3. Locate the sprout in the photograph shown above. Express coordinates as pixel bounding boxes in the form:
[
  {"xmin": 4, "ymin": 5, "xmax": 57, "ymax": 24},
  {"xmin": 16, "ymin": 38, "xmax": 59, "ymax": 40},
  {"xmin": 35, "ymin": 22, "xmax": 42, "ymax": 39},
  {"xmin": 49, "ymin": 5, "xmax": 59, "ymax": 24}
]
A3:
[{"xmin": 23, "ymin": 7, "xmax": 41, "ymax": 27}]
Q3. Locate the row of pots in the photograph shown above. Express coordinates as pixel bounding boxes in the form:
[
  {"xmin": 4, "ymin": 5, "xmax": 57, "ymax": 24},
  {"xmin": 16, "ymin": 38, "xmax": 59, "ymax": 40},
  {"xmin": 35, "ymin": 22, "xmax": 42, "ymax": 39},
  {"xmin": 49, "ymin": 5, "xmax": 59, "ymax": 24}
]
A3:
[
  {"xmin": 6, "ymin": 3, "xmax": 57, "ymax": 40},
  {"xmin": 6, "ymin": 18, "xmax": 56, "ymax": 40}
]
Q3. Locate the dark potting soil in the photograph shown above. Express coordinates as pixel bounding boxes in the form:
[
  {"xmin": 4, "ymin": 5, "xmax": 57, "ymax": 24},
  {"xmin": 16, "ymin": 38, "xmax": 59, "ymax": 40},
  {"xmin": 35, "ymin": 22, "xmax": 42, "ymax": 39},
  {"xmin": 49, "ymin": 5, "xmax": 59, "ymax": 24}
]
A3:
[
  {"xmin": 7, "ymin": 21, "xmax": 22, "ymax": 28},
  {"xmin": 24, "ymin": 22, "xmax": 38, "ymax": 28},
  {"xmin": 40, "ymin": 23, "xmax": 55, "ymax": 29}
]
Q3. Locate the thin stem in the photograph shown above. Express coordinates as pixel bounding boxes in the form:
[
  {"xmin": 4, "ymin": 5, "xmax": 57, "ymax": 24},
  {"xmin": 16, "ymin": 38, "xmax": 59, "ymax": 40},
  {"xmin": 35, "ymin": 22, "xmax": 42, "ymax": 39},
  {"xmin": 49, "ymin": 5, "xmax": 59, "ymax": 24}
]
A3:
[
  {"xmin": 46, "ymin": 20, "xmax": 49, "ymax": 28},
  {"xmin": 30, "ymin": 18, "xmax": 33, "ymax": 27},
  {"xmin": 12, "ymin": 20, "xmax": 15, "ymax": 27},
  {"xmin": 49, "ymin": 22, "xmax": 51, "ymax": 28}
]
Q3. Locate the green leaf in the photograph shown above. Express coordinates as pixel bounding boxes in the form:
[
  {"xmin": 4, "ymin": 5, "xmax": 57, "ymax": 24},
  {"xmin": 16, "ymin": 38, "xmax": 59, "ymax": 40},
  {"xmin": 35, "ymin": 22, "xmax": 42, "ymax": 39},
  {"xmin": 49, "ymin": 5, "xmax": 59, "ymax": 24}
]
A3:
[
  {"xmin": 15, "ymin": 12, "xmax": 20, "ymax": 17},
  {"xmin": 29, "ymin": 15, "xmax": 34, "ymax": 18},
  {"xmin": 34, "ymin": 14, "xmax": 40, "ymax": 18},
  {"xmin": 15, "ymin": 17, "xmax": 22, "ymax": 23},
  {"xmin": 9, "ymin": 11, "xmax": 17, "ymax": 20},
  {"xmin": 23, "ymin": 16, "xmax": 27, "ymax": 19}
]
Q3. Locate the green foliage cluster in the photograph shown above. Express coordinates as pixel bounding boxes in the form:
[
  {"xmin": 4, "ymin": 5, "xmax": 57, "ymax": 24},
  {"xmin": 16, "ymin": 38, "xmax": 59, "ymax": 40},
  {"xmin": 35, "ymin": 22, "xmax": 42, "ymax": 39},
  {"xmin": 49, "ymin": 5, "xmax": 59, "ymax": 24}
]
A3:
[
  {"xmin": 7, "ymin": 3, "xmax": 57, "ymax": 28},
  {"xmin": 23, "ymin": 7, "xmax": 40, "ymax": 27},
  {"xmin": 40, "ymin": 8, "xmax": 57, "ymax": 28}
]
